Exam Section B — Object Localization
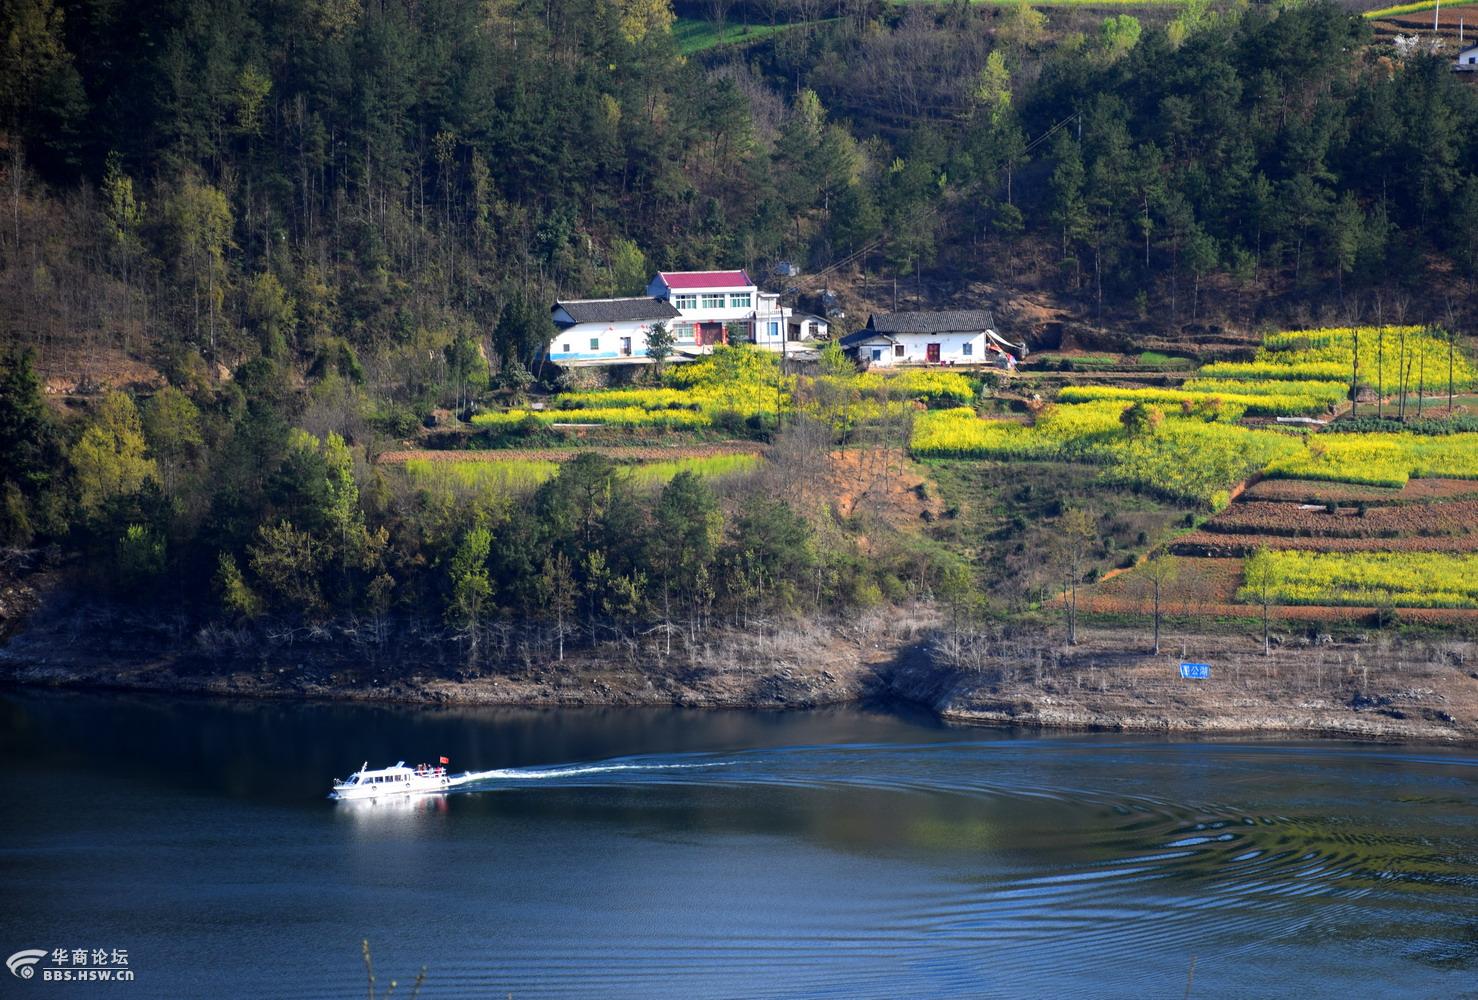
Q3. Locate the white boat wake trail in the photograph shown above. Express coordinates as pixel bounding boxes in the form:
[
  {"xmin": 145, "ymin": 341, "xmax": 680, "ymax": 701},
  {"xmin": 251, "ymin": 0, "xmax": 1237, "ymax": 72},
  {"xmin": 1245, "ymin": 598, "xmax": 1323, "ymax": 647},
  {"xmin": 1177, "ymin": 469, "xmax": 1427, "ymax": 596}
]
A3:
[{"xmin": 446, "ymin": 757, "xmax": 732, "ymax": 792}]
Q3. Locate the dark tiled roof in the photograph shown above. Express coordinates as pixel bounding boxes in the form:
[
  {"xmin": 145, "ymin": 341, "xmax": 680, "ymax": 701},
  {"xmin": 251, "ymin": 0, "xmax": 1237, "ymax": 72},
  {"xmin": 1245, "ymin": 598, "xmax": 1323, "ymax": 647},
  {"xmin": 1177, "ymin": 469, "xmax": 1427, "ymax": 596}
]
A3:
[
  {"xmin": 555, "ymin": 297, "xmax": 681, "ymax": 324},
  {"xmin": 840, "ymin": 329, "xmax": 896, "ymax": 348},
  {"xmin": 868, "ymin": 309, "xmax": 995, "ymax": 335}
]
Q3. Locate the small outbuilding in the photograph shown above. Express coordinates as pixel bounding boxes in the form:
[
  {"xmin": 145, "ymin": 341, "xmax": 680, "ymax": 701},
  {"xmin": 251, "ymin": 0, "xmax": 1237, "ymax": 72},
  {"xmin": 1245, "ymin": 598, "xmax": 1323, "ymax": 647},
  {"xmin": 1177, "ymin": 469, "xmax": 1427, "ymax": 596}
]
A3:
[
  {"xmin": 1457, "ymin": 44, "xmax": 1478, "ymax": 71},
  {"xmin": 787, "ymin": 313, "xmax": 830, "ymax": 342}
]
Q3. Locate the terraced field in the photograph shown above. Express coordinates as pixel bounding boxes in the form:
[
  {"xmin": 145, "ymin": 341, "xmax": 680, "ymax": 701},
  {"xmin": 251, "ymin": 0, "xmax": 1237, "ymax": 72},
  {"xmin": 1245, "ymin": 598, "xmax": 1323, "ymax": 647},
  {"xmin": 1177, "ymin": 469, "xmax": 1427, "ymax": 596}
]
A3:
[
  {"xmin": 1084, "ymin": 554, "xmax": 1478, "ymax": 623},
  {"xmin": 1071, "ymin": 325, "xmax": 1478, "ymax": 623},
  {"xmin": 1172, "ymin": 530, "xmax": 1478, "ymax": 556},
  {"xmin": 1240, "ymin": 477, "xmax": 1478, "ymax": 505},
  {"xmin": 1198, "ymin": 499, "xmax": 1478, "ymax": 539}
]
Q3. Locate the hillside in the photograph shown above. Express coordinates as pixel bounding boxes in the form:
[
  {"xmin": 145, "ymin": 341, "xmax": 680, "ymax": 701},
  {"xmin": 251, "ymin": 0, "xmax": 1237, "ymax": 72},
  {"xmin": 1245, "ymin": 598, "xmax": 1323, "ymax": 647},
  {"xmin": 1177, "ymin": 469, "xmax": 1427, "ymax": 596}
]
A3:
[{"xmin": 1, "ymin": 0, "xmax": 1477, "ymax": 739}]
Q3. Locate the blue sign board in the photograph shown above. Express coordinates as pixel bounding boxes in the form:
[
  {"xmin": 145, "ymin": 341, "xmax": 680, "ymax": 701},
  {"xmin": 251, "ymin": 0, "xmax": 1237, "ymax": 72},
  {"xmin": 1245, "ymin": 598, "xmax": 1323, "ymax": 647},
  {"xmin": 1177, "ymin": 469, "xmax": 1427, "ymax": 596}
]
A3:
[{"xmin": 1179, "ymin": 662, "xmax": 1211, "ymax": 679}]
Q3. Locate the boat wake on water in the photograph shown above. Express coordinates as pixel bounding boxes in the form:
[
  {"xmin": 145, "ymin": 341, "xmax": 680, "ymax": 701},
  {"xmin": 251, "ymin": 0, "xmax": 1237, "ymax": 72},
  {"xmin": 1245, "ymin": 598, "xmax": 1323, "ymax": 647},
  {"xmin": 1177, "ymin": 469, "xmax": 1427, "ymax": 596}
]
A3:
[
  {"xmin": 331, "ymin": 752, "xmax": 735, "ymax": 800},
  {"xmin": 448, "ymin": 758, "xmax": 735, "ymax": 789},
  {"xmin": 324, "ymin": 739, "xmax": 1478, "ymax": 977}
]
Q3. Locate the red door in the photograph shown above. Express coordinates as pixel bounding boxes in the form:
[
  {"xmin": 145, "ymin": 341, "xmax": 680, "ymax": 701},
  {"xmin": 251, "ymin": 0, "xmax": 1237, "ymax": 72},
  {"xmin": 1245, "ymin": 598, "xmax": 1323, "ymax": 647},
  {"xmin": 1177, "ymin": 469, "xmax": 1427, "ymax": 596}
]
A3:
[{"xmin": 926, "ymin": 343, "xmax": 941, "ymax": 363}]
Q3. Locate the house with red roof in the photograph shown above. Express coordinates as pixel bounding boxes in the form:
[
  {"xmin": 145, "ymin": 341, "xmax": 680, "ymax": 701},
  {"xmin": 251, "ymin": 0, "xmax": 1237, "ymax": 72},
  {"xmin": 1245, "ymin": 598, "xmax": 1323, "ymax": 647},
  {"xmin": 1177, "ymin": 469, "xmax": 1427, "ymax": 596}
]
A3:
[
  {"xmin": 538, "ymin": 269, "xmax": 805, "ymax": 370},
  {"xmin": 646, "ymin": 271, "xmax": 793, "ymax": 353}
]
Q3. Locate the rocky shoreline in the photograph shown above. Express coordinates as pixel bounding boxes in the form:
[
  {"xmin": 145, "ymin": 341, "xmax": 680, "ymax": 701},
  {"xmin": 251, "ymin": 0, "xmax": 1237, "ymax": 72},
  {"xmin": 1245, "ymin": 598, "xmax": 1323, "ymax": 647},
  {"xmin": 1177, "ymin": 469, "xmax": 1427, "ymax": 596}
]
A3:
[
  {"xmin": 886, "ymin": 627, "xmax": 1478, "ymax": 743},
  {"xmin": 3, "ymin": 602, "xmax": 1477, "ymax": 743}
]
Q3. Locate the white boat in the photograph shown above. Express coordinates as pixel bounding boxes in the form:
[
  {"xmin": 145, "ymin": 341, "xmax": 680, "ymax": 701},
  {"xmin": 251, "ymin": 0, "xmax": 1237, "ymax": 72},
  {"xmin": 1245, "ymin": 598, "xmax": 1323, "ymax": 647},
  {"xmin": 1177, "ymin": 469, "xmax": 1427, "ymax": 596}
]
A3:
[{"xmin": 330, "ymin": 760, "xmax": 452, "ymax": 800}]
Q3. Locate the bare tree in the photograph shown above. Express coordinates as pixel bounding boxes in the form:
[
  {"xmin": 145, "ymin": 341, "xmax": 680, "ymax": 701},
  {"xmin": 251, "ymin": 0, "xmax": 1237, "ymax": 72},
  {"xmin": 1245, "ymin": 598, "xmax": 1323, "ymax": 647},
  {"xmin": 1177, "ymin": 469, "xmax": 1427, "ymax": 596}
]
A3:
[
  {"xmin": 1392, "ymin": 293, "xmax": 1410, "ymax": 419},
  {"xmin": 1416, "ymin": 327, "xmax": 1427, "ymax": 419},
  {"xmin": 707, "ymin": 0, "xmax": 735, "ymax": 30},
  {"xmin": 1242, "ymin": 547, "xmax": 1278, "ymax": 657},
  {"xmin": 1056, "ymin": 508, "xmax": 1097, "ymax": 646},
  {"xmin": 1141, "ymin": 551, "xmax": 1180, "ymax": 655},
  {"xmin": 538, "ymin": 552, "xmax": 576, "ymax": 661},
  {"xmin": 1375, "ymin": 290, "xmax": 1386, "ymax": 418},
  {"xmin": 1446, "ymin": 297, "xmax": 1458, "ymax": 412}
]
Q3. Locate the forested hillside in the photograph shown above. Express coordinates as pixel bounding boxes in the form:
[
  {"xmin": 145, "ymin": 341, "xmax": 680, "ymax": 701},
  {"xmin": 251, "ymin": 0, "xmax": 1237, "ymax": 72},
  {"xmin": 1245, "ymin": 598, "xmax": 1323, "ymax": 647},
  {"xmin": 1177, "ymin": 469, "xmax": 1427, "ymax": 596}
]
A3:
[
  {"xmin": 4, "ymin": 0, "xmax": 1476, "ymax": 372},
  {"xmin": 1, "ymin": 0, "xmax": 1477, "ymax": 658}
]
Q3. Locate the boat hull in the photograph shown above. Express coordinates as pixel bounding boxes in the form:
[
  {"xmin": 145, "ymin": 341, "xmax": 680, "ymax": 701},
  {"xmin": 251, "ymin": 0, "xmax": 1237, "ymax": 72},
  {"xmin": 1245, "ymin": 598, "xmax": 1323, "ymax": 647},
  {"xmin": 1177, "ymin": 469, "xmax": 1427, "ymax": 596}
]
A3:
[{"xmin": 330, "ymin": 774, "xmax": 451, "ymax": 800}]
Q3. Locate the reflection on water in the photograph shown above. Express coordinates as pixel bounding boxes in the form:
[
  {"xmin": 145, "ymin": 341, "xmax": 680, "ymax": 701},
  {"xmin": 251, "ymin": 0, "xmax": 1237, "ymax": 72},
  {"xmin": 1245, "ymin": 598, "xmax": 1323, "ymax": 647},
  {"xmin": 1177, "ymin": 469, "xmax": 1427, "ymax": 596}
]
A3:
[
  {"xmin": 1, "ymin": 691, "xmax": 1475, "ymax": 999},
  {"xmin": 336, "ymin": 793, "xmax": 450, "ymax": 822}
]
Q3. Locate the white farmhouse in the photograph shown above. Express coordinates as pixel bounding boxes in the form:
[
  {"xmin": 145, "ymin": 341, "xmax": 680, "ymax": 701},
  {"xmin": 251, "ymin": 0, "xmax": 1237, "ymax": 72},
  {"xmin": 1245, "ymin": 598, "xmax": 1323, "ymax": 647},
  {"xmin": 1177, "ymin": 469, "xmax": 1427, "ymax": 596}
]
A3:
[
  {"xmin": 1457, "ymin": 44, "xmax": 1478, "ymax": 70},
  {"xmin": 541, "ymin": 269, "xmax": 812, "ymax": 370},
  {"xmin": 841, "ymin": 309, "xmax": 1020, "ymax": 367},
  {"xmin": 647, "ymin": 270, "xmax": 793, "ymax": 353},
  {"xmin": 543, "ymin": 297, "xmax": 682, "ymax": 367}
]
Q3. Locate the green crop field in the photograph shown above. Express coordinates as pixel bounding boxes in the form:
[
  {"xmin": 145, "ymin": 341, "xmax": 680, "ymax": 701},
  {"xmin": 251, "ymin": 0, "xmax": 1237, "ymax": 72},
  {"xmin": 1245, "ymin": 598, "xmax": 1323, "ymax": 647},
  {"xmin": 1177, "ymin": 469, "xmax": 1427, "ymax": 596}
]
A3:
[
  {"xmin": 1057, "ymin": 383, "xmax": 1337, "ymax": 416},
  {"xmin": 1239, "ymin": 550, "xmax": 1478, "ymax": 609},
  {"xmin": 1263, "ymin": 432, "xmax": 1478, "ymax": 488},
  {"xmin": 472, "ymin": 406, "xmax": 713, "ymax": 429},
  {"xmin": 673, "ymin": 19, "xmax": 826, "ymax": 55},
  {"xmin": 911, "ymin": 402, "xmax": 1302, "ymax": 507},
  {"xmin": 1362, "ymin": 1, "xmax": 1445, "ymax": 19},
  {"xmin": 912, "ymin": 324, "xmax": 1478, "ymax": 514},
  {"xmin": 404, "ymin": 453, "xmax": 761, "ymax": 495},
  {"xmin": 1259, "ymin": 326, "xmax": 1474, "ymax": 393},
  {"xmin": 470, "ymin": 347, "xmax": 978, "ymax": 433}
]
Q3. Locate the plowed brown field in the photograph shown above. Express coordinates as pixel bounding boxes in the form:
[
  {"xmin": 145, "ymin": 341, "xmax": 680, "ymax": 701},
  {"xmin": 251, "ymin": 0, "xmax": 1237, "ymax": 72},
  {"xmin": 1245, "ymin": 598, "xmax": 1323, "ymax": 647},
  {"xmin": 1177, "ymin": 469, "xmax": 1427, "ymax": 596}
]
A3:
[
  {"xmin": 1382, "ymin": 2, "xmax": 1478, "ymax": 27},
  {"xmin": 1242, "ymin": 478, "xmax": 1478, "ymax": 504},
  {"xmin": 1170, "ymin": 531, "xmax": 1478, "ymax": 556},
  {"xmin": 1081, "ymin": 555, "xmax": 1478, "ymax": 623},
  {"xmin": 1204, "ymin": 499, "xmax": 1478, "ymax": 538},
  {"xmin": 1078, "ymin": 593, "xmax": 1478, "ymax": 624}
]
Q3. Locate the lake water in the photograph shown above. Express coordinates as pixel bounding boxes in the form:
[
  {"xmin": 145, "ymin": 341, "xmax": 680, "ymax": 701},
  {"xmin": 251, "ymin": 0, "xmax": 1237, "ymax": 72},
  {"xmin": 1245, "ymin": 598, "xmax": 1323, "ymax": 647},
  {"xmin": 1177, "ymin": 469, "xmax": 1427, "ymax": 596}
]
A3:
[{"xmin": 2, "ymin": 691, "xmax": 1476, "ymax": 998}]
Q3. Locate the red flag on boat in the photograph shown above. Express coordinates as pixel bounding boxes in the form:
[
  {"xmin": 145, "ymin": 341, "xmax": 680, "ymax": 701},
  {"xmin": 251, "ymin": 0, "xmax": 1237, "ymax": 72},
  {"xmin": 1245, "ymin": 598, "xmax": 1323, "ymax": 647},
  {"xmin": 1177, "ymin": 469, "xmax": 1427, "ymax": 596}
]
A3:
[{"xmin": 439, "ymin": 756, "xmax": 449, "ymax": 764}]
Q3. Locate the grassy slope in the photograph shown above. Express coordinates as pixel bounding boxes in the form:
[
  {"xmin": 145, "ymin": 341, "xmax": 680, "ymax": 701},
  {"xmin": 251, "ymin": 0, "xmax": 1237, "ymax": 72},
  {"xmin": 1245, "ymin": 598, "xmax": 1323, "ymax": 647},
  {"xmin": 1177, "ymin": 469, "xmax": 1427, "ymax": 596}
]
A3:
[
  {"xmin": 673, "ymin": 18, "xmax": 821, "ymax": 55},
  {"xmin": 922, "ymin": 458, "xmax": 1197, "ymax": 604}
]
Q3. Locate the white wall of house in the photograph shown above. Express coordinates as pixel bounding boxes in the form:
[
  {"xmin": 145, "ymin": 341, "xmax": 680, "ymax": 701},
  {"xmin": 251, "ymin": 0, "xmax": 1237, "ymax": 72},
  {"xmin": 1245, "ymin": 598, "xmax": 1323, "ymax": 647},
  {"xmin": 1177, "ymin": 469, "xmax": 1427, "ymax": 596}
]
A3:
[
  {"xmin": 750, "ymin": 292, "xmax": 792, "ymax": 351},
  {"xmin": 648, "ymin": 277, "xmax": 754, "ymax": 325},
  {"xmin": 648, "ymin": 274, "xmax": 794, "ymax": 351},
  {"xmin": 752, "ymin": 314, "xmax": 788, "ymax": 350},
  {"xmin": 860, "ymin": 332, "xmax": 988, "ymax": 366},
  {"xmin": 546, "ymin": 316, "xmax": 660, "ymax": 365}
]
